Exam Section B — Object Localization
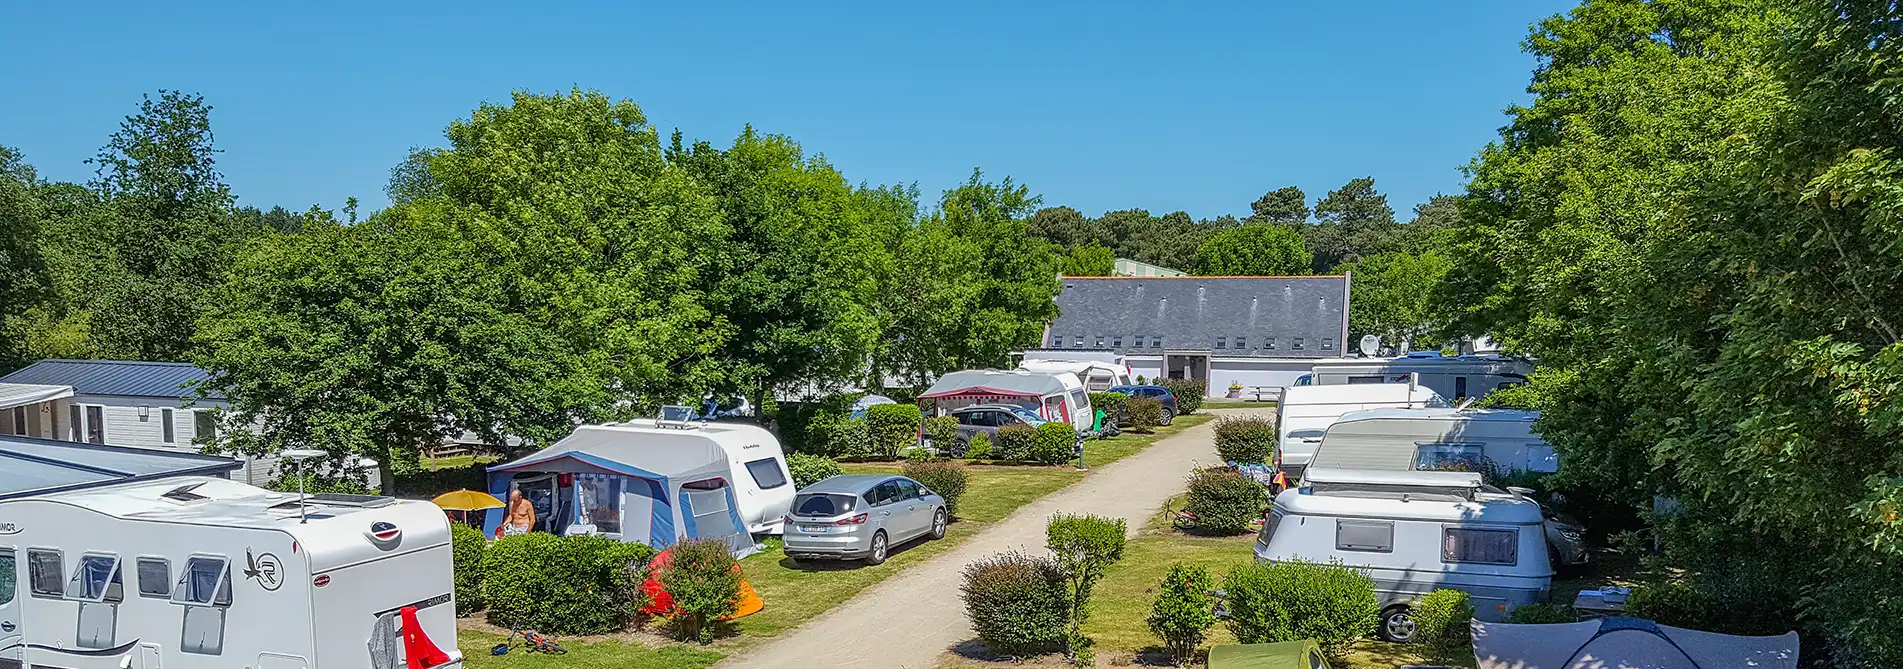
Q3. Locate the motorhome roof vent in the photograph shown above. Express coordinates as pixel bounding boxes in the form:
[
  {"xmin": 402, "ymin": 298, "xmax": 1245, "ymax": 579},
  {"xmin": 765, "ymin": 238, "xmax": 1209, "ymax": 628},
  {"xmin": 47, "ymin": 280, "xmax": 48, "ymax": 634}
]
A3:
[{"xmin": 161, "ymin": 482, "xmax": 210, "ymax": 503}]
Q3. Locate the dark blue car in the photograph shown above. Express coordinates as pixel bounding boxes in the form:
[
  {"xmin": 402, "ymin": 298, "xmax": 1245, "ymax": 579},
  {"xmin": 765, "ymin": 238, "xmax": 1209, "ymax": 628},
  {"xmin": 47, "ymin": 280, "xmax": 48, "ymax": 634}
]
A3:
[{"xmin": 1105, "ymin": 385, "xmax": 1177, "ymax": 425}]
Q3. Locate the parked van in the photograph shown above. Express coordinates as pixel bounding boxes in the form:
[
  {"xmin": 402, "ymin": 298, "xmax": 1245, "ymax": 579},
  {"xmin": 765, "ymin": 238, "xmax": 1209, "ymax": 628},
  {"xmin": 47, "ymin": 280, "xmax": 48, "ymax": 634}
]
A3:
[
  {"xmin": 1254, "ymin": 468, "xmax": 1552, "ymax": 643},
  {"xmin": 918, "ymin": 369, "xmax": 1094, "ymax": 430},
  {"xmin": 1306, "ymin": 352, "xmax": 1532, "ymax": 402},
  {"xmin": 1274, "ymin": 381, "xmax": 1446, "ymax": 480},
  {"xmin": 1308, "ymin": 407, "xmax": 1556, "ymax": 474},
  {"xmin": 1016, "ymin": 358, "xmax": 1133, "ymax": 392}
]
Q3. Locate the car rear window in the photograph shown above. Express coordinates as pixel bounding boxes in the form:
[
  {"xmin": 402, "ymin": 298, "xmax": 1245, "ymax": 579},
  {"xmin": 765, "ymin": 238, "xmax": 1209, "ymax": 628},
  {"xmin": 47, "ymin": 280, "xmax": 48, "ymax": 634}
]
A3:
[
  {"xmin": 745, "ymin": 458, "xmax": 788, "ymax": 489},
  {"xmin": 793, "ymin": 493, "xmax": 857, "ymax": 517}
]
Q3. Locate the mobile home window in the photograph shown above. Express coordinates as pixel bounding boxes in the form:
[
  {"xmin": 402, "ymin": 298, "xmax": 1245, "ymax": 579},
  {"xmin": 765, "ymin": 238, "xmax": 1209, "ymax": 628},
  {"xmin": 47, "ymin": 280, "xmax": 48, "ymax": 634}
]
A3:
[
  {"xmin": 69, "ymin": 404, "xmax": 82, "ymax": 441},
  {"xmin": 137, "ymin": 557, "xmax": 172, "ymax": 598},
  {"xmin": 66, "ymin": 553, "xmax": 123, "ymax": 602},
  {"xmin": 745, "ymin": 458, "xmax": 789, "ymax": 490},
  {"xmin": 28, "ymin": 549, "xmax": 63, "ymax": 598},
  {"xmin": 1415, "ymin": 443, "xmax": 1486, "ymax": 470},
  {"xmin": 162, "ymin": 408, "xmax": 175, "ymax": 443},
  {"xmin": 195, "ymin": 410, "xmax": 218, "ymax": 441},
  {"xmin": 1455, "ymin": 377, "xmax": 1469, "ymax": 399},
  {"xmin": 9, "ymin": 406, "xmax": 23, "ymax": 435},
  {"xmin": 1442, "ymin": 527, "xmax": 1518, "ymax": 565},
  {"xmin": 85, "ymin": 405, "xmax": 104, "ymax": 444},
  {"xmin": 1335, "ymin": 520, "xmax": 1394, "ymax": 553}
]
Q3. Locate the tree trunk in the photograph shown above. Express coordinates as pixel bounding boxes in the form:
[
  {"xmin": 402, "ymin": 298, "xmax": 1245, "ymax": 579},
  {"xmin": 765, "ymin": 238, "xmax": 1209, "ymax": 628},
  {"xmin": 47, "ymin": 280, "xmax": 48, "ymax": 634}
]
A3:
[
  {"xmin": 378, "ymin": 444, "xmax": 398, "ymax": 495},
  {"xmin": 754, "ymin": 386, "xmax": 768, "ymax": 426}
]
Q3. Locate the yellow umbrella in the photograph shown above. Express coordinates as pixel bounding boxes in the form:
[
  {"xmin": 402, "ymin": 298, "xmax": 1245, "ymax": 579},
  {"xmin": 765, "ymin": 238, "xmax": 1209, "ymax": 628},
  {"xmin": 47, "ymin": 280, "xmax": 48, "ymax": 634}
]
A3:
[{"xmin": 432, "ymin": 489, "xmax": 504, "ymax": 511}]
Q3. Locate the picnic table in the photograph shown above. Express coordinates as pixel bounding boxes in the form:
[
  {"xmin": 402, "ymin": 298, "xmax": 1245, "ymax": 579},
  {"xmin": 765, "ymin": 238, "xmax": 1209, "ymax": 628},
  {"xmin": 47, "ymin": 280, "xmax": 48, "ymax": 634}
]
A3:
[{"xmin": 1572, "ymin": 587, "xmax": 1630, "ymax": 620}]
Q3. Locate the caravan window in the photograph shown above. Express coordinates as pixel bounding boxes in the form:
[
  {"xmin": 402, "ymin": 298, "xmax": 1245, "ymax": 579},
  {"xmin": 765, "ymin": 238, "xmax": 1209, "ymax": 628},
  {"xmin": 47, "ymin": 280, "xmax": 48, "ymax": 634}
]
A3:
[
  {"xmin": 577, "ymin": 476, "xmax": 623, "ymax": 535},
  {"xmin": 1346, "ymin": 375, "xmax": 1386, "ymax": 384},
  {"xmin": 1335, "ymin": 520, "xmax": 1394, "ymax": 553},
  {"xmin": 173, "ymin": 556, "xmax": 232, "ymax": 606},
  {"xmin": 137, "ymin": 557, "xmax": 171, "ymax": 598},
  {"xmin": 1415, "ymin": 443, "xmax": 1486, "ymax": 470},
  {"xmin": 0, "ymin": 550, "xmax": 13, "ymax": 606},
  {"xmin": 1069, "ymin": 389, "xmax": 1089, "ymax": 414},
  {"xmin": 745, "ymin": 458, "xmax": 789, "ymax": 490},
  {"xmin": 1443, "ymin": 527, "xmax": 1518, "ymax": 565},
  {"xmin": 27, "ymin": 549, "xmax": 62, "ymax": 598},
  {"xmin": 65, "ymin": 553, "xmax": 122, "ymax": 602}
]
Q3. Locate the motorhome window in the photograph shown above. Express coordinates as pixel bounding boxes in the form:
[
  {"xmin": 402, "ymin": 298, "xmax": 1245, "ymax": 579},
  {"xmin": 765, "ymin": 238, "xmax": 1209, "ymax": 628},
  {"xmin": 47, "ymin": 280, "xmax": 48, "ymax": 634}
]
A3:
[
  {"xmin": 576, "ymin": 476, "xmax": 623, "ymax": 535},
  {"xmin": 137, "ymin": 557, "xmax": 171, "ymax": 597},
  {"xmin": 66, "ymin": 553, "xmax": 122, "ymax": 602},
  {"xmin": 1454, "ymin": 377, "xmax": 1468, "ymax": 399},
  {"xmin": 794, "ymin": 493, "xmax": 856, "ymax": 517},
  {"xmin": 745, "ymin": 458, "xmax": 789, "ymax": 490},
  {"xmin": 195, "ymin": 410, "xmax": 218, "ymax": 441},
  {"xmin": 0, "ymin": 550, "xmax": 13, "ymax": 606},
  {"xmin": 1346, "ymin": 375, "xmax": 1385, "ymax": 384},
  {"xmin": 162, "ymin": 408, "xmax": 175, "ymax": 443},
  {"xmin": 1415, "ymin": 443, "xmax": 1487, "ymax": 470},
  {"xmin": 85, "ymin": 405, "xmax": 104, "ymax": 444},
  {"xmin": 27, "ymin": 549, "xmax": 62, "ymax": 598},
  {"xmin": 1258, "ymin": 508, "xmax": 1285, "ymax": 544},
  {"xmin": 1335, "ymin": 520, "xmax": 1394, "ymax": 553},
  {"xmin": 174, "ymin": 556, "xmax": 232, "ymax": 606},
  {"xmin": 1442, "ymin": 527, "xmax": 1518, "ymax": 565}
]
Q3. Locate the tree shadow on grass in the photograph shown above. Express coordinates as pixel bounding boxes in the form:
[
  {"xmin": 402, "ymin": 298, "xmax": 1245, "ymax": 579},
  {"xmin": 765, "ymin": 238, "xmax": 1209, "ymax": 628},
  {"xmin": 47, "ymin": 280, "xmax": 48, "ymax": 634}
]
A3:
[{"xmin": 773, "ymin": 534, "xmax": 937, "ymax": 572}]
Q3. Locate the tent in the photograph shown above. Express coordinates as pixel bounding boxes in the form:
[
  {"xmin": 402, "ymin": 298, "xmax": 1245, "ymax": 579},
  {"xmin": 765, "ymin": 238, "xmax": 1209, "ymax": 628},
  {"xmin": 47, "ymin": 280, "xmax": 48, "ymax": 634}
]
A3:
[
  {"xmin": 484, "ymin": 425, "xmax": 754, "ymax": 556},
  {"xmin": 1473, "ymin": 617, "xmax": 1799, "ymax": 669},
  {"xmin": 1207, "ymin": 640, "xmax": 1331, "ymax": 669}
]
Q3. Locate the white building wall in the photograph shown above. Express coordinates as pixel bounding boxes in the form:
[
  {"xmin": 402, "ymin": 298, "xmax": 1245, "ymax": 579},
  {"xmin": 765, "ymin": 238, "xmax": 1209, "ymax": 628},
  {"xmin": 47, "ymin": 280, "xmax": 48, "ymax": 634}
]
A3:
[
  {"xmin": 1127, "ymin": 356, "xmax": 1166, "ymax": 385},
  {"xmin": 1205, "ymin": 358, "xmax": 1326, "ymax": 400}
]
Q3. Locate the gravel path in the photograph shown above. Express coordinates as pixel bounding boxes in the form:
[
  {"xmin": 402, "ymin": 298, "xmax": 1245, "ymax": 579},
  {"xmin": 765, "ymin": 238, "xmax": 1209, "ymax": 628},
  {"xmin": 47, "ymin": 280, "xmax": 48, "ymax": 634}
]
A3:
[{"xmin": 720, "ymin": 410, "xmax": 1267, "ymax": 669}]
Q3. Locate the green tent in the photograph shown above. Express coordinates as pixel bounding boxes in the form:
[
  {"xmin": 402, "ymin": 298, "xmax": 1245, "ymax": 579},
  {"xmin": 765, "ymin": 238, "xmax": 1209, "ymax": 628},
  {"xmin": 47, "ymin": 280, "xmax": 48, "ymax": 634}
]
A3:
[{"xmin": 1206, "ymin": 640, "xmax": 1330, "ymax": 669}]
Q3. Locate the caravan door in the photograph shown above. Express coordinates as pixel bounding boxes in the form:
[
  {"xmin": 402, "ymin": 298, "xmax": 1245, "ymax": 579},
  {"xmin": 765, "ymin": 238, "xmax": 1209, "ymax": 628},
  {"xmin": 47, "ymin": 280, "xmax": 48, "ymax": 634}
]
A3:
[{"xmin": 0, "ymin": 548, "xmax": 17, "ymax": 669}]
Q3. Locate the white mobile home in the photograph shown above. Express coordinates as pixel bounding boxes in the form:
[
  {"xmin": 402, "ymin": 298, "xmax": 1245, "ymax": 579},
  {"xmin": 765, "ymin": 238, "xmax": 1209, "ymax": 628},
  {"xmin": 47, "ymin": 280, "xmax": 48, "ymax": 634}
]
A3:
[
  {"xmin": 1304, "ymin": 352, "xmax": 1533, "ymax": 402},
  {"xmin": 1015, "ymin": 358, "xmax": 1132, "ymax": 392},
  {"xmin": 1254, "ymin": 468, "xmax": 1552, "ymax": 642},
  {"xmin": 1274, "ymin": 383, "xmax": 1447, "ymax": 479},
  {"xmin": 0, "ymin": 437, "xmax": 462, "ymax": 669},
  {"xmin": 1309, "ymin": 408, "xmax": 1557, "ymax": 474}
]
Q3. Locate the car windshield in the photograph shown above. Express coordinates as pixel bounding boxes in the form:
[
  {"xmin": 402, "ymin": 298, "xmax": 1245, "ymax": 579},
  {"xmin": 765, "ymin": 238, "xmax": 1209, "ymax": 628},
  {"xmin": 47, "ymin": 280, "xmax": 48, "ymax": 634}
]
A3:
[
  {"xmin": 792, "ymin": 493, "xmax": 857, "ymax": 517},
  {"xmin": 1006, "ymin": 407, "xmax": 1047, "ymax": 425}
]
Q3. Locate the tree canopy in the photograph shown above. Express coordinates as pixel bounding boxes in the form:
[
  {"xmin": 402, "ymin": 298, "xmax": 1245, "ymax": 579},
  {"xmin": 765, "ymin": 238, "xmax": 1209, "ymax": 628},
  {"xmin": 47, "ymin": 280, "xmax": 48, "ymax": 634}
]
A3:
[{"xmin": 1192, "ymin": 224, "xmax": 1311, "ymax": 276}]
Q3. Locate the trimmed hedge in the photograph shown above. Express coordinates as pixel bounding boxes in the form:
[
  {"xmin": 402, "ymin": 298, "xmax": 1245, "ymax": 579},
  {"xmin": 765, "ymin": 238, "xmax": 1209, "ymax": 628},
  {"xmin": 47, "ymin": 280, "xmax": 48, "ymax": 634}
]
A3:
[
  {"xmin": 450, "ymin": 523, "xmax": 486, "ymax": 616},
  {"xmin": 1213, "ymin": 416, "xmax": 1278, "ymax": 464},
  {"xmin": 961, "ymin": 552, "xmax": 1071, "ymax": 656},
  {"xmin": 662, "ymin": 539, "xmax": 742, "ymax": 643},
  {"xmin": 1185, "ymin": 467, "xmax": 1268, "ymax": 535},
  {"xmin": 787, "ymin": 453, "xmax": 843, "ymax": 490},
  {"xmin": 829, "ymin": 418, "xmax": 872, "ymax": 458},
  {"xmin": 865, "ymin": 404, "xmax": 924, "ymax": 460},
  {"xmin": 1158, "ymin": 378, "xmax": 1205, "ymax": 415},
  {"xmin": 1029, "ymin": 422, "xmax": 1078, "ymax": 466},
  {"xmin": 994, "ymin": 423, "xmax": 1037, "ymax": 461},
  {"xmin": 1148, "ymin": 563, "xmax": 1218, "ymax": 665},
  {"xmin": 1412, "ymin": 588, "xmax": 1475, "ymax": 649},
  {"xmin": 1223, "ymin": 559, "xmax": 1379, "ymax": 660},
  {"xmin": 904, "ymin": 458, "xmax": 969, "ymax": 518},
  {"xmin": 482, "ymin": 533, "xmax": 656, "ymax": 634},
  {"xmin": 922, "ymin": 415, "xmax": 961, "ymax": 455},
  {"xmin": 1126, "ymin": 396, "xmax": 1164, "ymax": 433}
]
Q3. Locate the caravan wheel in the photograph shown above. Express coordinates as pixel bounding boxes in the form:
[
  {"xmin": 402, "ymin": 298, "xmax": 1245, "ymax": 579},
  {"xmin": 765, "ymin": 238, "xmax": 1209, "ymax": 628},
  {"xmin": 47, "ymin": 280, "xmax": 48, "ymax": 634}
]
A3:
[{"xmin": 1379, "ymin": 605, "xmax": 1418, "ymax": 643}]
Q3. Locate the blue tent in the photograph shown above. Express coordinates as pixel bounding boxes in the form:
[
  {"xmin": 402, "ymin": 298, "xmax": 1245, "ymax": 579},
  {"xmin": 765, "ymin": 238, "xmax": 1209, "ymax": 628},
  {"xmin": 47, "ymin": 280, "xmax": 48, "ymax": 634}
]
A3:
[{"xmin": 484, "ymin": 424, "xmax": 753, "ymax": 555}]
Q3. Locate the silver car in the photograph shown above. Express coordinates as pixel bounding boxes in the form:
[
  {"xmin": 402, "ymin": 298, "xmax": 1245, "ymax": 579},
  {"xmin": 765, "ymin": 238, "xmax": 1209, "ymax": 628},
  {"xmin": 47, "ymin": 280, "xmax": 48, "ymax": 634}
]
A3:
[{"xmin": 781, "ymin": 474, "xmax": 948, "ymax": 565}]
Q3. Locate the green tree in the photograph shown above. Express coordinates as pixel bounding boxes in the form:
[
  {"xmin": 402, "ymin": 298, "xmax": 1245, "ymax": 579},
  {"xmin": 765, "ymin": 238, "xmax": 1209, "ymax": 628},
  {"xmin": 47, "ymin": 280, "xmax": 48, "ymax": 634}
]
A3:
[
  {"xmin": 1193, "ymin": 224, "xmax": 1311, "ymax": 276},
  {"xmin": 1247, "ymin": 186, "xmax": 1308, "ymax": 224},
  {"xmin": 1061, "ymin": 244, "xmax": 1115, "ymax": 276},
  {"xmin": 1335, "ymin": 251, "xmax": 1452, "ymax": 348},
  {"xmin": 1307, "ymin": 177, "xmax": 1397, "ymax": 271},
  {"xmin": 0, "ymin": 146, "xmax": 48, "ymax": 371},
  {"xmin": 1027, "ymin": 206, "xmax": 1109, "ymax": 250}
]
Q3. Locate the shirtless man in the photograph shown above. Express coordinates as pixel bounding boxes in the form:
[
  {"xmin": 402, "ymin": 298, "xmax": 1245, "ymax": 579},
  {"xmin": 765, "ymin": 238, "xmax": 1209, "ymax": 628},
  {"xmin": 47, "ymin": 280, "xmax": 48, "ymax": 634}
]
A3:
[{"xmin": 501, "ymin": 489, "xmax": 535, "ymax": 536}]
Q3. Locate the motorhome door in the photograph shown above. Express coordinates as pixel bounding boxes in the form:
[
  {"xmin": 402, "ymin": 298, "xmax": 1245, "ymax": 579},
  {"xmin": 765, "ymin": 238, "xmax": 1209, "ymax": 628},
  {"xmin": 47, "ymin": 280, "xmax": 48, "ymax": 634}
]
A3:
[{"xmin": 0, "ymin": 548, "xmax": 18, "ymax": 669}]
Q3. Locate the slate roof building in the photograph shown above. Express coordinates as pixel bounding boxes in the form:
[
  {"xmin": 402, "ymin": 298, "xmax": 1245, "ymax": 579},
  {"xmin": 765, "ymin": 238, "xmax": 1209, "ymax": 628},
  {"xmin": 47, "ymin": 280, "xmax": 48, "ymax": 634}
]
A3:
[{"xmin": 1041, "ymin": 276, "xmax": 1352, "ymax": 397}]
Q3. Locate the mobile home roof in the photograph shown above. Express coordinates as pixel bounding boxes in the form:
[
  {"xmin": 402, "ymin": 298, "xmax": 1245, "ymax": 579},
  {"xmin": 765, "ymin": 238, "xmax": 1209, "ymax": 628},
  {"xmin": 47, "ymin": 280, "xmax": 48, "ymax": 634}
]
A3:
[{"xmin": 0, "ymin": 435, "xmax": 242, "ymax": 500}]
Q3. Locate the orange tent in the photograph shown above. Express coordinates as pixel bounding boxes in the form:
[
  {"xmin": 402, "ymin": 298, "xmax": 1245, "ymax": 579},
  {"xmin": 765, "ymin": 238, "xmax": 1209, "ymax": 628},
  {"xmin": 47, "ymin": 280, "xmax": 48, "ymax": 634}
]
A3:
[{"xmin": 638, "ymin": 547, "xmax": 764, "ymax": 620}]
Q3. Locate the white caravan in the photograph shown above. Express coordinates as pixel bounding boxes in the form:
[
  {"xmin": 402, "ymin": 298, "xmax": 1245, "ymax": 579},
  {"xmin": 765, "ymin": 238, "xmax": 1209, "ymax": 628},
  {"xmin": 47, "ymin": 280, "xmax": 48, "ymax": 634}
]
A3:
[
  {"xmin": 1274, "ymin": 381, "xmax": 1446, "ymax": 480},
  {"xmin": 1254, "ymin": 468, "xmax": 1552, "ymax": 643},
  {"xmin": 1, "ymin": 476, "xmax": 461, "ymax": 669},
  {"xmin": 1308, "ymin": 407, "xmax": 1557, "ymax": 474},
  {"xmin": 1305, "ymin": 352, "xmax": 1532, "ymax": 402},
  {"xmin": 1016, "ymin": 358, "xmax": 1132, "ymax": 392}
]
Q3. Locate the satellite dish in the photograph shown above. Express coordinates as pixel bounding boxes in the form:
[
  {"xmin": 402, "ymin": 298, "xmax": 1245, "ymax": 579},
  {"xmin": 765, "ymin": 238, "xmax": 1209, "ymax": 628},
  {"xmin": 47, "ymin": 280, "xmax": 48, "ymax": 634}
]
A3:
[{"xmin": 1358, "ymin": 334, "xmax": 1381, "ymax": 357}]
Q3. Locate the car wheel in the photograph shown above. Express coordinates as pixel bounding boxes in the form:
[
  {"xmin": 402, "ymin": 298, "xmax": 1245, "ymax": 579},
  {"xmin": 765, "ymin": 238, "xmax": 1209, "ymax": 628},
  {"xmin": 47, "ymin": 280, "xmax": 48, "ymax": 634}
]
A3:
[
  {"xmin": 930, "ymin": 508, "xmax": 948, "ymax": 540},
  {"xmin": 1379, "ymin": 605, "xmax": 1417, "ymax": 643},
  {"xmin": 1160, "ymin": 408, "xmax": 1174, "ymax": 426},
  {"xmin": 864, "ymin": 530, "xmax": 889, "ymax": 566}
]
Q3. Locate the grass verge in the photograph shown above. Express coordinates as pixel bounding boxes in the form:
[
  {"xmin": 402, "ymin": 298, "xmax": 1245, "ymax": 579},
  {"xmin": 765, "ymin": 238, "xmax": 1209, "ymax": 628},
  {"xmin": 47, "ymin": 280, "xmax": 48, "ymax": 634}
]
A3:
[{"xmin": 459, "ymin": 629, "xmax": 724, "ymax": 669}]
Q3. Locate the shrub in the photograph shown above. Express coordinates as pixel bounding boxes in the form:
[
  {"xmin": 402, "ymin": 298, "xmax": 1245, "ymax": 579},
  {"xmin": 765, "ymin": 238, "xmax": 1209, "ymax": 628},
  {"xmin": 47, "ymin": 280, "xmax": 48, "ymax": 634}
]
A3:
[
  {"xmin": 389, "ymin": 460, "xmax": 491, "ymax": 498},
  {"xmin": 865, "ymin": 404, "xmax": 924, "ymax": 459},
  {"xmin": 961, "ymin": 552, "xmax": 1071, "ymax": 656},
  {"xmin": 780, "ymin": 392, "xmax": 862, "ymax": 455},
  {"xmin": 923, "ymin": 415, "xmax": 961, "ymax": 455},
  {"xmin": 1089, "ymin": 392, "xmax": 1128, "ymax": 425},
  {"xmin": 904, "ymin": 458, "xmax": 969, "ymax": 518},
  {"xmin": 1030, "ymin": 422, "xmax": 1079, "ymax": 466},
  {"xmin": 1412, "ymin": 589, "xmax": 1475, "ymax": 649},
  {"xmin": 967, "ymin": 431, "xmax": 994, "ymax": 459},
  {"xmin": 1047, "ymin": 514, "xmax": 1128, "ymax": 662},
  {"xmin": 1625, "ymin": 581, "xmax": 1706, "ymax": 627},
  {"xmin": 1213, "ymin": 416, "xmax": 1278, "ymax": 464},
  {"xmin": 450, "ymin": 523, "xmax": 487, "ymax": 616},
  {"xmin": 829, "ymin": 418, "xmax": 872, "ymax": 458},
  {"xmin": 786, "ymin": 453, "xmax": 843, "ymax": 490},
  {"xmin": 1136, "ymin": 374, "xmax": 1146, "ymax": 384},
  {"xmin": 1185, "ymin": 467, "xmax": 1268, "ymax": 535},
  {"xmin": 1158, "ymin": 378, "xmax": 1205, "ymax": 415},
  {"xmin": 1223, "ymin": 559, "xmax": 1379, "ymax": 660},
  {"xmin": 267, "ymin": 471, "xmax": 374, "ymax": 496},
  {"xmin": 1126, "ymin": 396, "xmax": 1164, "ymax": 432},
  {"xmin": 662, "ymin": 539, "xmax": 743, "ymax": 643},
  {"xmin": 1504, "ymin": 602, "xmax": 1576, "ymax": 624},
  {"xmin": 993, "ymin": 423, "xmax": 1037, "ymax": 461},
  {"xmin": 1148, "ymin": 563, "xmax": 1218, "ymax": 666},
  {"xmin": 483, "ymin": 533, "xmax": 656, "ymax": 634}
]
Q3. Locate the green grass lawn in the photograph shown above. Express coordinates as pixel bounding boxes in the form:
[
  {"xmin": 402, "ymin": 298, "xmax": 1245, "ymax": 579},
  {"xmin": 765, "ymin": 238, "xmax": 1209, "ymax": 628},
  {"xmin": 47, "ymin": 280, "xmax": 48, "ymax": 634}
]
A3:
[
  {"xmin": 459, "ymin": 629, "xmax": 724, "ymax": 669},
  {"xmin": 1199, "ymin": 399, "xmax": 1278, "ymax": 410}
]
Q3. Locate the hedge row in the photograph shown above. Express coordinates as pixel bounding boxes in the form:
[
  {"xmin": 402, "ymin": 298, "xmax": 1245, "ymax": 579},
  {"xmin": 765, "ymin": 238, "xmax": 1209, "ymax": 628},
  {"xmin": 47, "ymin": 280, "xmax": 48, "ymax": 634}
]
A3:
[
  {"xmin": 1156, "ymin": 378, "xmax": 1205, "ymax": 415},
  {"xmin": 481, "ymin": 533, "xmax": 656, "ymax": 634},
  {"xmin": 1223, "ymin": 559, "xmax": 1379, "ymax": 660}
]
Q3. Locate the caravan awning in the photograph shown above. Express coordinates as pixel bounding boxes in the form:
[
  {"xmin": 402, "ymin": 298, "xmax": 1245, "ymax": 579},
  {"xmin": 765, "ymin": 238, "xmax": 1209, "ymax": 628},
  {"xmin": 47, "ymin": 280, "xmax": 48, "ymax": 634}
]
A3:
[{"xmin": 0, "ymin": 383, "xmax": 73, "ymax": 410}]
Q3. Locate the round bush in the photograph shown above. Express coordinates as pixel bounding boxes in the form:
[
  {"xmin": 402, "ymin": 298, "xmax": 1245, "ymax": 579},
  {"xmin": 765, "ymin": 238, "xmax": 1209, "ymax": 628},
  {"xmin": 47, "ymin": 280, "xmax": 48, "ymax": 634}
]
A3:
[
  {"xmin": 1185, "ymin": 467, "xmax": 1268, "ymax": 535},
  {"xmin": 967, "ymin": 431, "xmax": 994, "ymax": 459},
  {"xmin": 1158, "ymin": 378, "xmax": 1205, "ymax": 415},
  {"xmin": 993, "ymin": 423, "xmax": 1037, "ymax": 461},
  {"xmin": 1029, "ymin": 422, "xmax": 1079, "ymax": 465},
  {"xmin": 1411, "ymin": 588, "xmax": 1475, "ymax": 649},
  {"xmin": 1126, "ymin": 396, "xmax": 1164, "ymax": 432},
  {"xmin": 1223, "ymin": 559, "xmax": 1379, "ymax": 660},
  {"xmin": 482, "ymin": 533, "xmax": 656, "ymax": 634},
  {"xmin": 1625, "ymin": 581, "xmax": 1706, "ymax": 626},
  {"xmin": 450, "ymin": 523, "xmax": 486, "ymax": 616},
  {"xmin": 865, "ymin": 403, "xmax": 924, "ymax": 459},
  {"xmin": 787, "ymin": 453, "xmax": 843, "ymax": 490},
  {"xmin": 1148, "ymin": 563, "xmax": 1218, "ymax": 665},
  {"xmin": 1213, "ymin": 416, "xmax": 1278, "ymax": 464},
  {"xmin": 922, "ymin": 415, "xmax": 961, "ymax": 455},
  {"xmin": 904, "ymin": 458, "xmax": 970, "ymax": 518},
  {"xmin": 961, "ymin": 552, "xmax": 1071, "ymax": 656},
  {"xmin": 829, "ymin": 418, "xmax": 872, "ymax": 458},
  {"xmin": 662, "ymin": 539, "xmax": 743, "ymax": 643}
]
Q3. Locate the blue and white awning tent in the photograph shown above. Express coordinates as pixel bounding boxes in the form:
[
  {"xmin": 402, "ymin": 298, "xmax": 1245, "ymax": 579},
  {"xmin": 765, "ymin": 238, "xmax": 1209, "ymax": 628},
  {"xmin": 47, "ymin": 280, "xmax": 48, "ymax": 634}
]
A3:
[{"xmin": 484, "ymin": 424, "xmax": 754, "ymax": 556}]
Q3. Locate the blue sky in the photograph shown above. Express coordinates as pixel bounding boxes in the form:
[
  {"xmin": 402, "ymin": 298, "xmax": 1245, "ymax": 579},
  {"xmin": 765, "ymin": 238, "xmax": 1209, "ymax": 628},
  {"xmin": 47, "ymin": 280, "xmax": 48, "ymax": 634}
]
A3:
[{"xmin": 0, "ymin": 1, "xmax": 1574, "ymax": 220}]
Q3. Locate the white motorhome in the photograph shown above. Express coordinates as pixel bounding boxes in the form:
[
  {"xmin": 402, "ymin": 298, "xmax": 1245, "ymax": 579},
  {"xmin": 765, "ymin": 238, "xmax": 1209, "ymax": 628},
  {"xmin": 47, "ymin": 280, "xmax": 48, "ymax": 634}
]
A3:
[
  {"xmin": 1274, "ymin": 382, "xmax": 1446, "ymax": 480},
  {"xmin": 1, "ymin": 477, "xmax": 461, "ymax": 669},
  {"xmin": 1308, "ymin": 407, "xmax": 1557, "ymax": 474},
  {"xmin": 1305, "ymin": 352, "xmax": 1532, "ymax": 402},
  {"xmin": 1015, "ymin": 358, "xmax": 1132, "ymax": 392},
  {"xmin": 1254, "ymin": 468, "xmax": 1552, "ymax": 643}
]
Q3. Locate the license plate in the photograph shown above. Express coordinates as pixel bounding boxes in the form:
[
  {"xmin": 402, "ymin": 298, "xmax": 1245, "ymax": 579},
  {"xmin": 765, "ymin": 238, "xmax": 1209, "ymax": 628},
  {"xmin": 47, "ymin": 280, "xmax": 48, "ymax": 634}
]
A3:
[{"xmin": 798, "ymin": 524, "xmax": 829, "ymax": 533}]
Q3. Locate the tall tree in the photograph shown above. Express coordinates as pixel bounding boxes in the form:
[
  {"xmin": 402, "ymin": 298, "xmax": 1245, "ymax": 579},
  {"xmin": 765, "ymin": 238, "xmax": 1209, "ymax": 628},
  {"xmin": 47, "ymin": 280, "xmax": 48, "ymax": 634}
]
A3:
[
  {"xmin": 1060, "ymin": 244, "xmax": 1116, "ymax": 276},
  {"xmin": 1334, "ymin": 250, "xmax": 1451, "ymax": 347},
  {"xmin": 1247, "ymin": 186, "xmax": 1309, "ymax": 224},
  {"xmin": 1192, "ymin": 224, "xmax": 1312, "ymax": 276},
  {"xmin": 1307, "ymin": 177, "xmax": 1398, "ymax": 271},
  {"xmin": 1027, "ymin": 205, "xmax": 1109, "ymax": 250},
  {"xmin": 0, "ymin": 146, "xmax": 48, "ymax": 371}
]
